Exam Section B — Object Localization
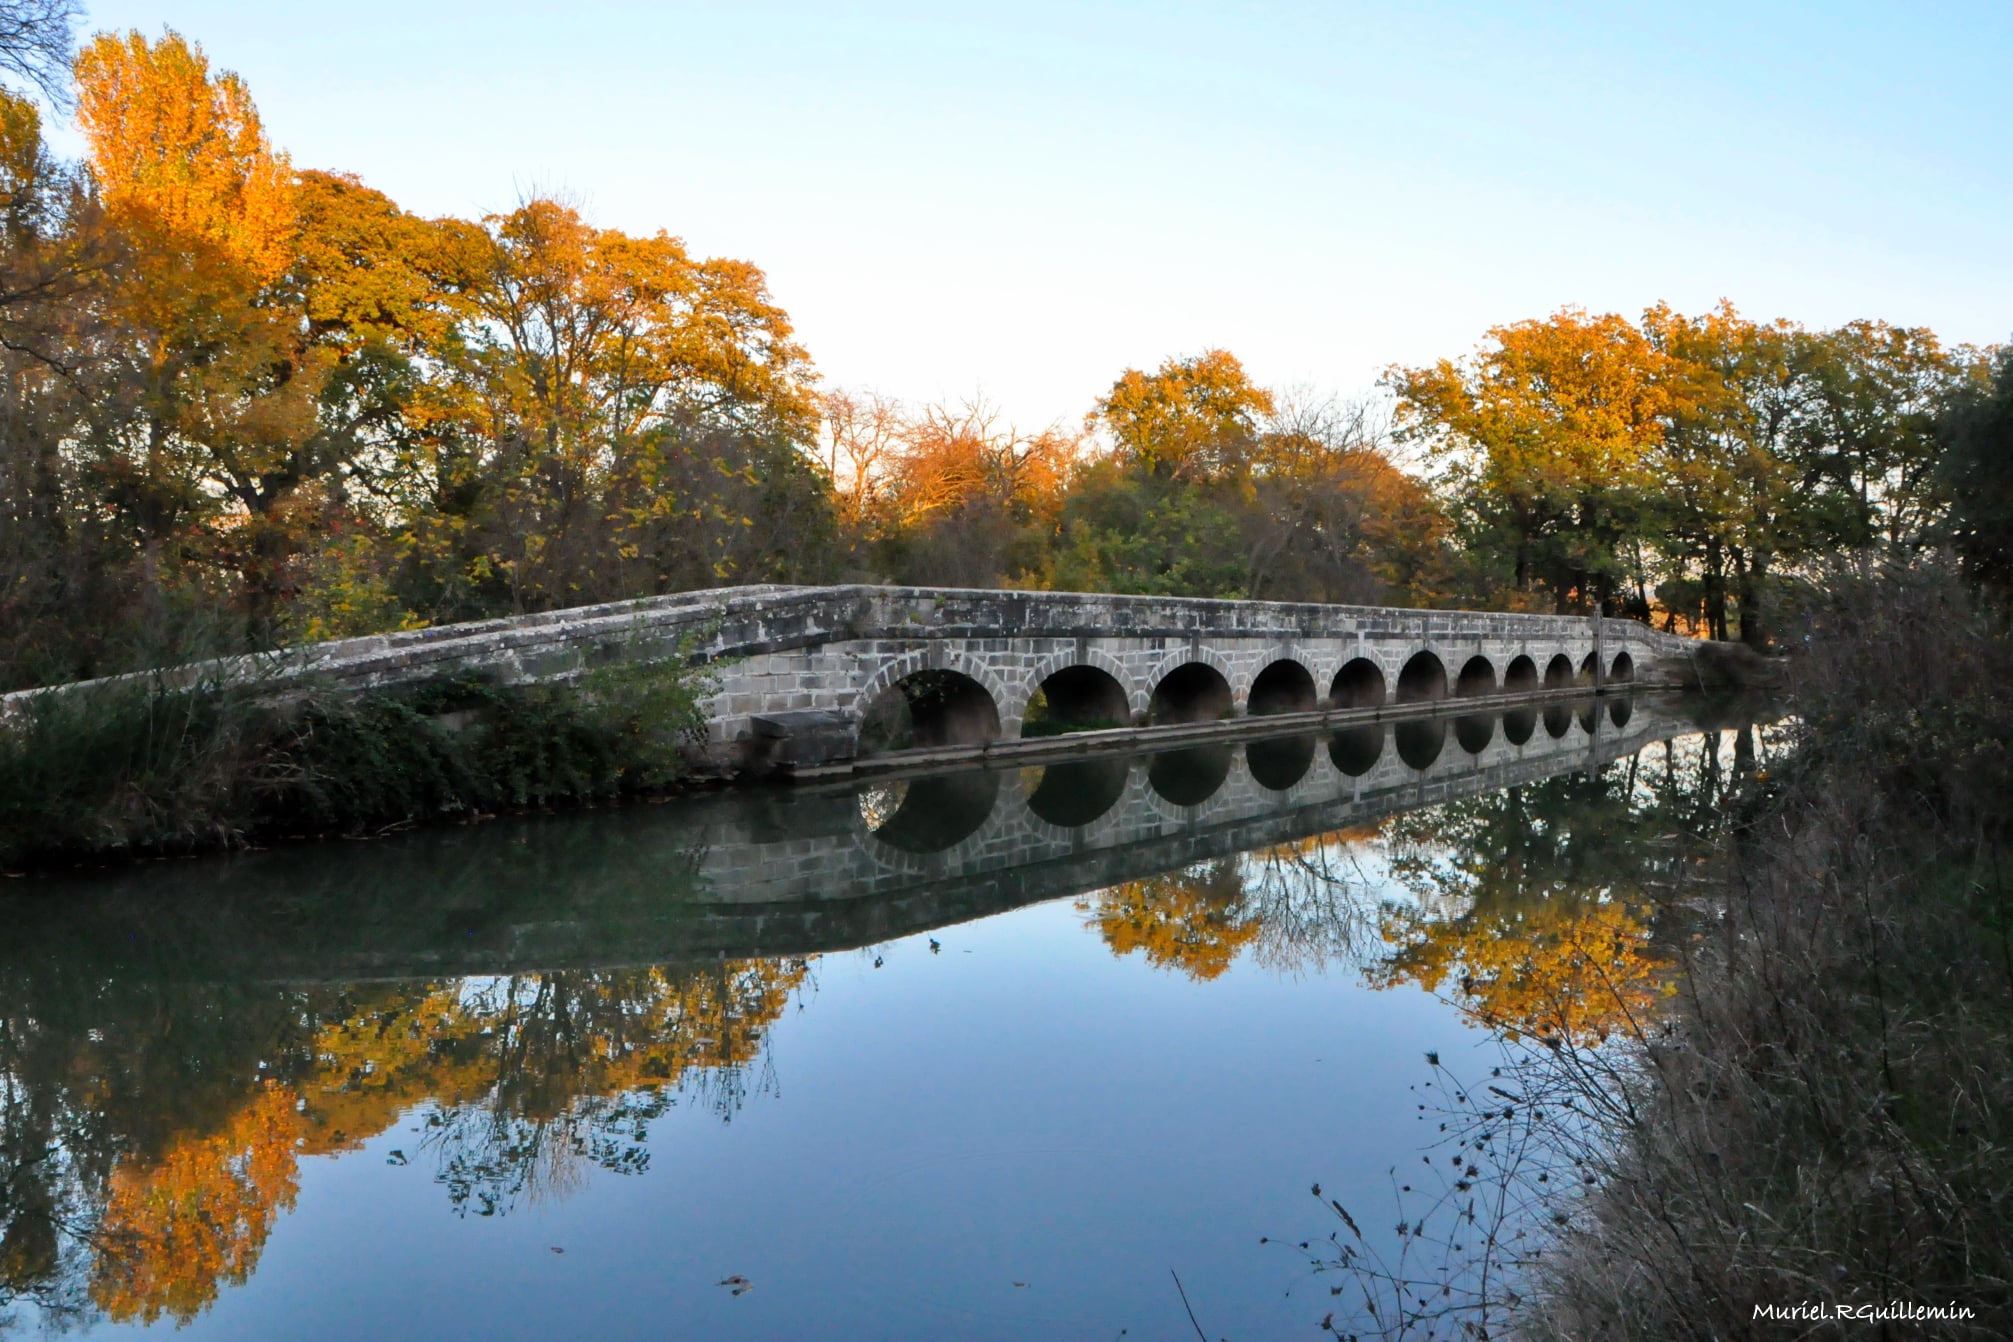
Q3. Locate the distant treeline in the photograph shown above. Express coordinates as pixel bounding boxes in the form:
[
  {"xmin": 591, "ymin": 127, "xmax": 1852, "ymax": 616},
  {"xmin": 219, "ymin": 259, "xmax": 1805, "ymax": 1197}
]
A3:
[{"xmin": 2, "ymin": 17, "xmax": 2010, "ymax": 694}]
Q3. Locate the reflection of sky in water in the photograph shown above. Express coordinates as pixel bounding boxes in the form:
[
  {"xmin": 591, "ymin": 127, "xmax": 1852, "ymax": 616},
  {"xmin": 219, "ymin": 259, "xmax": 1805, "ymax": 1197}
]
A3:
[{"xmin": 81, "ymin": 891, "xmax": 1476, "ymax": 1341}]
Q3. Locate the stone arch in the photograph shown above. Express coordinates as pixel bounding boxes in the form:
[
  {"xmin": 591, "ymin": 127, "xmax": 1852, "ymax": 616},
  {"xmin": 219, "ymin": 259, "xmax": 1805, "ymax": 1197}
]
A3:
[
  {"xmin": 1578, "ymin": 651, "xmax": 1600, "ymax": 687},
  {"xmin": 1021, "ymin": 662, "xmax": 1132, "ymax": 737},
  {"xmin": 1021, "ymin": 645, "xmax": 1140, "ymax": 722},
  {"xmin": 1143, "ymin": 645, "xmax": 1238, "ymax": 710},
  {"xmin": 1455, "ymin": 655, "xmax": 1497, "ymax": 698},
  {"xmin": 854, "ymin": 655, "xmax": 1007, "ymax": 753},
  {"xmin": 1148, "ymin": 660, "xmax": 1234, "ymax": 724},
  {"xmin": 1544, "ymin": 654, "xmax": 1575, "ymax": 690},
  {"xmin": 1504, "ymin": 654, "xmax": 1540, "ymax": 693},
  {"xmin": 1395, "ymin": 650, "xmax": 1448, "ymax": 703},
  {"xmin": 1610, "ymin": 651, "xmax": 1635, "ymax": 684},
  {"xmin": 1248, "ymin": 658, "xmax": 1318, "ymax": 716},
  {"xmin": 854, "ymin": 649, "xmax": 1015, "ymax": 731},
  {"xmin": 1330, "ymin": 657, "xmax": 1386, "ymax": 709}
]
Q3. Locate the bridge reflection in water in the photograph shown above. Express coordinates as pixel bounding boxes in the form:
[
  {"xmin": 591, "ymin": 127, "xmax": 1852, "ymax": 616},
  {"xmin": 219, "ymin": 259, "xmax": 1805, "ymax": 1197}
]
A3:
[
  {"xmin": 0, "ymin": 691, "xmax": 1775, "ymax": 1334},
  {"xmin": 10, "ymin": 693, "xmax": 1674, "ymax": 986}
]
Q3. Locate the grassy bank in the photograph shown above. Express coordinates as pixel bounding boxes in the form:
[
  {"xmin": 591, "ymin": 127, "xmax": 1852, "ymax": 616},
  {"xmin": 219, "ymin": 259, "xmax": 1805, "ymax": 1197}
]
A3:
[
  {"xmin": 0, "ymin": 658, "xmax": 713, "ymax": 870},
  {"xmin": 1523, "ymin": 566, "xmax": 2013, "ymax": 1338}
]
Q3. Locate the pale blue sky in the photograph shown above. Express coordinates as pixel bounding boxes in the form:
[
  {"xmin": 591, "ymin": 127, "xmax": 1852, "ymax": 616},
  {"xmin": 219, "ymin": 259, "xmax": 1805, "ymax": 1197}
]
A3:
[{"xmin": 63, "ymin": 2, "xmax": 2013, "ymax": 428}]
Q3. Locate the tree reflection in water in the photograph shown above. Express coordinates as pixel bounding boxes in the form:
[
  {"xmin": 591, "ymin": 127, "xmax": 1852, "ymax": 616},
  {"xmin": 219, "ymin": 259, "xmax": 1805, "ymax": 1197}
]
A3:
[
  {"xmin": 1073, "ymin": 725, "xmax": 1766, "ymax": 1050},
  {"xmin": 1371, "ymin": 727, "xmax": 1761, "ymax": 1042},
  {"xmin": 0, "ymin": 718, "xmax": 1773, "ymax": 1331},
  {"xmin": 1, "ymin": 959, "xmax": 808, "ymax": 1326}
]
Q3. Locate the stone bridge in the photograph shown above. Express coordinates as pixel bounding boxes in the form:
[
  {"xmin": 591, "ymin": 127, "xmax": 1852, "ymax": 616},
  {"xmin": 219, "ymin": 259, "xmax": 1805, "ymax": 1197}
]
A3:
[{"xmin": 45, "ymin": 584, "xmax": 1695, "ymax": 774}]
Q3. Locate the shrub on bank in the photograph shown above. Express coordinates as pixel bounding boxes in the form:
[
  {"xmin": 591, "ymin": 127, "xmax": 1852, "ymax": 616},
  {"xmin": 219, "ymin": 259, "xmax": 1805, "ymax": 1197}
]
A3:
[
  {"xmin": 0, "ymin": 658, "xmax": 712, "ymax": 869},
  {"xmin": 1521, "ymin": 562, "xmax": 2013, "ymax": 1338},
  {"xmin": 1307, "ymin": 562, "xmax": 2013, "ymax": 1338}
]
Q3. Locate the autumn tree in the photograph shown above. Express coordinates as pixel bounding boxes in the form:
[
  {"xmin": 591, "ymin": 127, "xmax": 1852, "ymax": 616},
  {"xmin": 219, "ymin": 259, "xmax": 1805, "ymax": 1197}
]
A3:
[
  {"xmin": 1241, "ymin": 393, "xmax": 1453, "ymax": 604},
  {"xmin": 0, "ymin": 1, "xmax": 80, "ymax": 103},
  {"xmin": 70, "ymin": 28, "xmax": 327, "ymax": 622},
  {"xmin": 1093, "ymin": 348, "xmax": 1273, "ymax": 481},
  {"xmin": 818, "ymin": 387, "xmax": 904, "ymax": 532},
  {"xmin": 0, "ymin": 83, "xmax": 103, "ymax": 684},
  {"xmin": 871, "ymin": 396, "xmax": 1080, "ymax": 586},
  {"xmin": 420, "ymin": 197, "xmax": 830, "ymax": 612},
  {"xmin": 1055, "ymin": 368, "xmax": 1453, "ymax": 605},
  {"xmin": 1392, "ymin": 308, "xmax": 1678, "ymax": 614}
]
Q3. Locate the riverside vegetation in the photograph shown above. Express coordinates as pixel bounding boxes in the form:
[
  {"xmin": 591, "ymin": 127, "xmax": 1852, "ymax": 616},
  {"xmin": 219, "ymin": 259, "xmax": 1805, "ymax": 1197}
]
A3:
[
  {"xmin": 0, "ymin": 656, "xmax": 710, "ymax": 868},
  {"xmin": 1300, "ymin": 565, "xmax": 2013, "ymax": 1340}
]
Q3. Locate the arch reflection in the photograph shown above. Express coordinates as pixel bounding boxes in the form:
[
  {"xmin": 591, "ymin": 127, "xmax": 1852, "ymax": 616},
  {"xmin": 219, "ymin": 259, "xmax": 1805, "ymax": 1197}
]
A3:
[
  {"xmin": 1148, "ymin": 745, "xmax": 1233, "ymax": 807},
  {"xmin": 1329, "ymin": 724, "xmax": 1384, "ymax": 777},
  {"xmin": 1246, "ymin": 735, "xmax": 1316, "ymax": 792},
  {"xmin": 1395, "ymin": 717, "xmax": 1447, "ymax": 771},
  {"xmin": 861, "ymin": 769, "xmax": 1001, "ymax": 852},
  {"xmin": 1503, "ymin": 707, "xmax": 1538, "ymax": 746},
  {"xmin": 1543, "ymin": 704, "xmax": 1573, "ymax": 739},
  {"xmin": 1025, "ymin": 758, "xmax": 1130, "ymax": 829},
  {"xmin": 1454, "ymin": 713, "xmax": 1495, "ymax": 755}
]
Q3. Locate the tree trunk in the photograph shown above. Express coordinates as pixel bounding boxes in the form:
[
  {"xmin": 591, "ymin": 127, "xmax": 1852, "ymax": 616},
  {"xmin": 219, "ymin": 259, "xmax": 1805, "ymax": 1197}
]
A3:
[
  {"xmin": 1738, "ymin": 548, "xmax": 1770, "ymax": 649},
  {"xmin": 1704, "ymin": 536, "xmax": 1726, "ymax": 640}
]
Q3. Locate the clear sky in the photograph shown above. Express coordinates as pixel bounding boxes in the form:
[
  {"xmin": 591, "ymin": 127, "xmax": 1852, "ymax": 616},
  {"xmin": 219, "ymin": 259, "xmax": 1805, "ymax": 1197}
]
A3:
[{"xmin": 62, "ymin": 1, "xmax": 2013, "ymax": 429}]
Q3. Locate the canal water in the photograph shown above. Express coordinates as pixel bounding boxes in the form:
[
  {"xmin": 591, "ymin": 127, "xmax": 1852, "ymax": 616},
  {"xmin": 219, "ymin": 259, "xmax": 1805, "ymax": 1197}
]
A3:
[{"xmin": 0, "ymin": 695, "xmax": 1778, "ymax": 1339}]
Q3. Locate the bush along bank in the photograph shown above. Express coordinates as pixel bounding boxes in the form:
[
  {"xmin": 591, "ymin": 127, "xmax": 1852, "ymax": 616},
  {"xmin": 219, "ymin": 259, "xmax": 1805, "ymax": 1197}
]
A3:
[
  {"xmin": 1307, "ymin": 563, "xmax": 2013, "ymax": 1340},
  {"xmin": 1517, "ymin": 567, "xmax": 2013, "ymax": 1339},
  {"xmin": 0, "ymin": 657, "xmax": 715, "ymax": 871}
]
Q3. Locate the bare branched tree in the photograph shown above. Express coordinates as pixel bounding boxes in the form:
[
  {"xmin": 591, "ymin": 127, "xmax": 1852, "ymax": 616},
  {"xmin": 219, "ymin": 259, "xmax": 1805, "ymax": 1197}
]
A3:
[{"xmin": 0, "ymin": 0, "xmax": 78, "ymax": 105}]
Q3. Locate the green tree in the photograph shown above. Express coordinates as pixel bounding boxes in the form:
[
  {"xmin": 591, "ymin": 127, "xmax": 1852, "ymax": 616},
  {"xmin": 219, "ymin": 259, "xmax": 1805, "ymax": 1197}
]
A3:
[{"xmin": 1938, "ymin": 341, "xmax": 2013, "ymax": 591}]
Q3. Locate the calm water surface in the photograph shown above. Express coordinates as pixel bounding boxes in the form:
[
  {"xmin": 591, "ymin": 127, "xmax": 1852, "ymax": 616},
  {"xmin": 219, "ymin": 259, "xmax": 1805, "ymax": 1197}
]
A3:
[{"xmin": 0, "ymin": 696, "xmax": 1779, "ymax": 1338}]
